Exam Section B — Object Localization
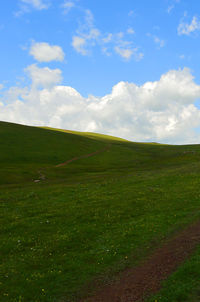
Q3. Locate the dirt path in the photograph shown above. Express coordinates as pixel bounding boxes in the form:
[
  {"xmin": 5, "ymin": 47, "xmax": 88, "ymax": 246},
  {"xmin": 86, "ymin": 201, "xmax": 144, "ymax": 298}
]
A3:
[
  {"xmin": 34, "ymin": 145, "xmax": 111, "ymax": 182},
  {"xmin": 82, "ymin": 220, "xmax": 200, "ymax": 302},
  {"xmin": 55, "ymin": 144, "xmax": 111, "ymax": 167}
]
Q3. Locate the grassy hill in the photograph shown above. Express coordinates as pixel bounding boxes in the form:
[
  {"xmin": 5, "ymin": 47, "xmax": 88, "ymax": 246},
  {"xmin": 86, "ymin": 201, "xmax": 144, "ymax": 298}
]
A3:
[{"xmin": 1, "ymin": 121, "xmax": 200, "ymax": 302}]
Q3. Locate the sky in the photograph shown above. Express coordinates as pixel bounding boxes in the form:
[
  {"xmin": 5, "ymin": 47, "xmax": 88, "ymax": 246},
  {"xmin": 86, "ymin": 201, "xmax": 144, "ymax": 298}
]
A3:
[{"xmin": 1, "ymin": 0, "xmax": 200, "ymax": 144}]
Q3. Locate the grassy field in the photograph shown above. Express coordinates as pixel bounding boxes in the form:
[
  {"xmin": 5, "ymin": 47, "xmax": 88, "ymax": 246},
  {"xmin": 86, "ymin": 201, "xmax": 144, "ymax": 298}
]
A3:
[
  {"xmin": 145, "ymin": 245, "xmax": 200, "ymax": 302},
  {"xmin": 1, "ymin": 121, "xmax": 200, "ymax": 302}
]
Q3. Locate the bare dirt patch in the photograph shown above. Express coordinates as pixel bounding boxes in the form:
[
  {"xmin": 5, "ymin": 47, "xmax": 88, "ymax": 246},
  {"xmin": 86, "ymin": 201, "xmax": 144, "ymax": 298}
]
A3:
[
  {"xmin": 55, "ymin": 144, "xmax": 111, "ymax": 167},
  {"xmin": 81, "ymin": 220, "xmax": 200, "ymax": 302}
]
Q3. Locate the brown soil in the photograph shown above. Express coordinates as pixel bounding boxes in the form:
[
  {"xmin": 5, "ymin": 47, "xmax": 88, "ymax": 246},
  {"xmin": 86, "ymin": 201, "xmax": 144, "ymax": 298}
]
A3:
[
  {"xmin": 55, "ymin": 144, "xmax": 111, "ymax": 167},
  {"xmin": 82, "ymin": 220, "xmax": 200, "ymax": 302},
  {"xmin": 35, "ymin": 145, "xmax": 111, "ymax": 182}
]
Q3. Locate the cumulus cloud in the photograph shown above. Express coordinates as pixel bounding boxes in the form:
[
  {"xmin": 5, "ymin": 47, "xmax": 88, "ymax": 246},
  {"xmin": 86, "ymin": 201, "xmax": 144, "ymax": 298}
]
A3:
[
  {"xmin": 25, "ymin": 64, "xmax": 62, "ymax": 88},
  {"xmin": 178, "ymin": 16, "xmax": 200, "ymax": 36},
  {"xmin": 30, "ymin": 42, "xmax": 65, "ymax": 62},
  {"xmin": 1, "ymin": 68, "xmax": 200, "ymax": 144}
]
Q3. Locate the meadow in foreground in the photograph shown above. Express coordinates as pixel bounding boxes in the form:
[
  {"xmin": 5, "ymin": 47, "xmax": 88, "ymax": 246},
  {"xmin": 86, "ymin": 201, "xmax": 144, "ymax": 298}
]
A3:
[{"xmin": 1, "ymin": 121, "xmax": 200, "ymax": 302}]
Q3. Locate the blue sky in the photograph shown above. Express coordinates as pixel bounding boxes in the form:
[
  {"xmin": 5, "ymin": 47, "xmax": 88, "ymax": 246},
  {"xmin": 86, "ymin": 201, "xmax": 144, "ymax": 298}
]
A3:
[{"xmin": 1, "ymin": 0, "xmax": 200, "ymax": 144}]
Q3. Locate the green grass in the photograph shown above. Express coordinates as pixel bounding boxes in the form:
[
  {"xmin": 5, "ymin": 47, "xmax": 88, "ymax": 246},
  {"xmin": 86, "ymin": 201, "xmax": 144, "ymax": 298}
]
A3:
[
  {"xmin": 145, "ymin": 245, "xmax": 200, "ymax": 302},
  {"xmin": 0, "ymin": 121, "xmax": 103, "ymax": 185},
  {"xmin": 1, "ymin": 121, "xmax": 200, "ymax": 302}
]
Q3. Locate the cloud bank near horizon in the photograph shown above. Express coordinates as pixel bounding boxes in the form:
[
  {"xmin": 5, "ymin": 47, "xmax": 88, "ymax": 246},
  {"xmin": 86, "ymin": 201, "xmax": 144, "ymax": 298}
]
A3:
[{"xmin": 1, "ymin": 67, "xmax": 200, "ymax": 144}]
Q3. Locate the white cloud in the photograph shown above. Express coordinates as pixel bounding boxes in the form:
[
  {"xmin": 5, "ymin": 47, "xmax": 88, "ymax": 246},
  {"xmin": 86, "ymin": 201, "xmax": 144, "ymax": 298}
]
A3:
[
  {"xmin": 102, "ymin": 47, "xmax": 111, "ymax": 56},
  {"xmin": 1, "ymin": 68, "xmax": 200, "ymax": 144},
  {"xmin": 147, "ymin": 33, "xmax": 165, "ymax": 48},
  {"xmin": 72, "ymin": 36, "xmax": 87, "ymax": 55},
  {"xmin": 61, "ymin": 0, "xmax": 75, "ymax": 14},
  {"xmin": 114, "ymin": 46, "xmax": 134, "ymax": 60},
  {"xmin": 102, "ymin": 33, "xmax": 113, "ymax": 44},
  {"xmin": 2, "ymin": 87, "xmax": 28, "ymax": 104},
  {"xmin": 114, "ymin": 46, "xmax": 143, "ymax": 61},
  {"xmin": 72, "ymin": 10, "xmax": 101, "ymax": 55},
  {"xmin": 25, "ymin": 64, "xmax": 62, "ymax": 88},
  {"xmin": 71, "ymin": 8, "xmax": 143, "ymax": 62},
  {"xmin": 0, "ymin": 84, "xmax": 4, "ymax": 90},
  {"xmin": 84, "ymin": 9, "xmax": 94, "ymax": 28},
  {"xmin": 127, "ymin": 28, "xmax": 135, "ymax": 35},
  {"xmin": 86, "ymin": 28, "xmax": 101, "ymax": 40},
  {"xmin": 179, "ymin": 54, "xmax": 185, "ymax": 59},
  {"xmin": 20, "ymin": 0, "xmax": 49, "ymax": 10},
  {"xmin": 167, "ymin": 0, "xmax": 181, "ymax": 14},
  {"xmin": 178, "ymin": 16, "xmax": 200, "ymax": 36},
  {"xmin": 15, "ymin": 0, "xmax": 50, "ymax": 16},
  {"xmin": 167, "ymin": 5, "xmax": 174, "ymax": 14},
  {"xmin": 30, "ymin": 42, "xmax": 65, "ymax": 62},
  {"xmin": 108, "ymin": 33, "xmax": 143, "ymax": 61},
  {"xmin": 154, "ymin": 36, "xmax": 165, "ymax": 48}
]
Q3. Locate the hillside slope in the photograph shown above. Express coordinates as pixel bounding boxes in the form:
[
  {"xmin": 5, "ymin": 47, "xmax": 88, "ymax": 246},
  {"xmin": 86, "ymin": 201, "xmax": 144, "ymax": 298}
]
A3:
[
  {"xmin": 1, "ymin": 121, "xmax": 200, "ymax": 302},
  {"xmin": 0, "ymin": 121, "xmax": 104, "ymax": 184},
  {"xmin": 1, "ymin": 120, "xmax": 200, "ymax": 185}
]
